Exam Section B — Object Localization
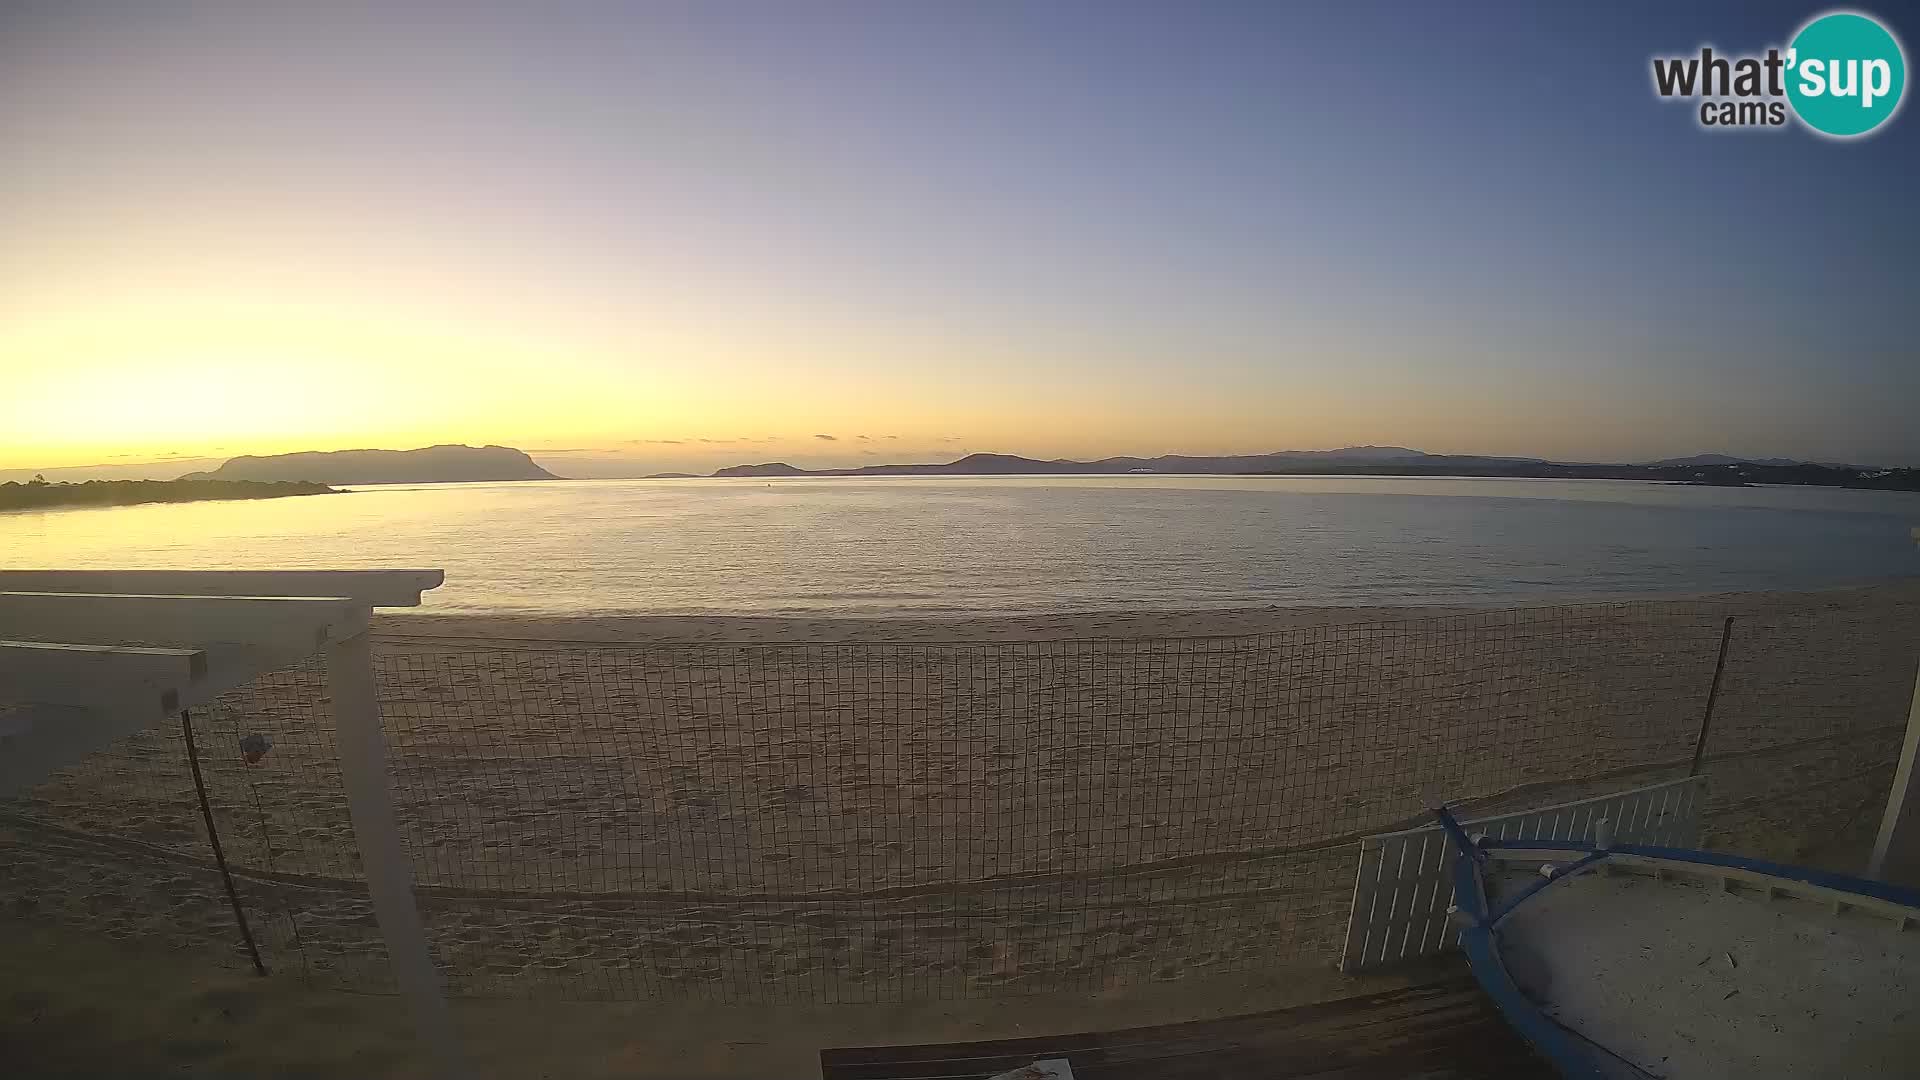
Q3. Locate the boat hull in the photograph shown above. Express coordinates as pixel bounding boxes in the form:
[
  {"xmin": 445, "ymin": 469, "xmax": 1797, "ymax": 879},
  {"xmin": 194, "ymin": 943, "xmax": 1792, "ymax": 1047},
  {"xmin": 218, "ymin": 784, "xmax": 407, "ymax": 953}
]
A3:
[{"xmin": 1434, "ymin": 811, "xmax": 1920, "ymax": 1079}]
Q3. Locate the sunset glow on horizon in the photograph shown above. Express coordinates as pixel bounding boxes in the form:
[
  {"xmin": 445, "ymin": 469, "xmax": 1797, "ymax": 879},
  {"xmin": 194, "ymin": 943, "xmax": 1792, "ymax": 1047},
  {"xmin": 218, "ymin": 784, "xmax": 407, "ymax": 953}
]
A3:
[{"xmin": 5, "ymin": 1, "xmax": 1916, "ymax": 477}]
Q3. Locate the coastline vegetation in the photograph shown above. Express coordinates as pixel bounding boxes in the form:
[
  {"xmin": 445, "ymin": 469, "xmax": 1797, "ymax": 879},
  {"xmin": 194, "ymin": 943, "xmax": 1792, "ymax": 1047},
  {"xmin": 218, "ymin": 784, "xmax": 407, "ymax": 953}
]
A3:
[{"xmin": 0, "ymin": 476, "xmax": 339, "ymax": 512}]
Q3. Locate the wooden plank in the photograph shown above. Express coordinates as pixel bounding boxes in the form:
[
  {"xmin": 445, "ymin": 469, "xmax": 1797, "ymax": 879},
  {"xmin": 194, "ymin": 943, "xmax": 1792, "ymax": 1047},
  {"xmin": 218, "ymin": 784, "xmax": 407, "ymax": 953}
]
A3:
[
  {"xmin": 328, "ymin": 631, "xmax": 464, "ymax": 1078},
  {"xmin": 820, "ymin": 973, "xmax": 1549, "ymax": 1079},
  {"xmin": 0, "ymin": 569, "xmax": 443, "ymax": 608},
  {"xmin": 1341, "ymin": 840, "xmax": 1387, "ymax": 969},
  {"xmin": 1408, "ymin": 830, "xmax": 1456, "ymax": 957},
  {"xmin": 0, "ymin": 640, "xmax": 207, "ymax": 686},
  {"xmin": 1375, "ymin": 838, "xmax": 1413, "ymax": 967},
  {"xmin": 0, "ymin": 592, "xmax": 366, "ymax": 653},
  {"xmin": 822, "ymin": 979, "xmax": 1478, "ymax": 1066}
]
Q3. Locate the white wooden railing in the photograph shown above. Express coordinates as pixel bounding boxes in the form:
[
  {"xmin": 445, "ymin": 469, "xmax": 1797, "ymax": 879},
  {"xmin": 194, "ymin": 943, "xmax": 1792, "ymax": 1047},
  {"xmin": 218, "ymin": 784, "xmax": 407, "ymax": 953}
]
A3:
[{"xmin": 0, "ymin": 569, "xmax": 461, "ymax": 1078}]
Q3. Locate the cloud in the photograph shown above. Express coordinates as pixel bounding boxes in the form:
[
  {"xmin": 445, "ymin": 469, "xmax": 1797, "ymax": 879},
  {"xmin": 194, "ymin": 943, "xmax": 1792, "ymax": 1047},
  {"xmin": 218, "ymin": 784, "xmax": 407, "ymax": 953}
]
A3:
[
  {"xmin": 884, "ymin": 435, "xmax": 900, "ymax": 440},
  {"xmin": 624, "ymin": 438, "xmax": 686, "ymax": 445},
  {"xmin": 813, "ymin": 434, "xmax": 838, "ymax": 441},
  {"xmin": 528, "ymin": 447, "xmax": 615, "ymax": 454},
  {"xmin": 937, "ymin": 436, "xmax": 963, "ymax": 443},
  {"xmin": 856, "ymin": 434, "xmax": 873, "ymax": 441}
]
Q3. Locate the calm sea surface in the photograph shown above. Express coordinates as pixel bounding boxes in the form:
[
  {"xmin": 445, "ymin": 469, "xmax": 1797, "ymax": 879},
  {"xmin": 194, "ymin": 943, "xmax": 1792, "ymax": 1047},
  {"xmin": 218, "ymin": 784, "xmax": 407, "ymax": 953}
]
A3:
[{"xmin": 3, "ymin": 476, "xmax": 1918, "ymax": 615}]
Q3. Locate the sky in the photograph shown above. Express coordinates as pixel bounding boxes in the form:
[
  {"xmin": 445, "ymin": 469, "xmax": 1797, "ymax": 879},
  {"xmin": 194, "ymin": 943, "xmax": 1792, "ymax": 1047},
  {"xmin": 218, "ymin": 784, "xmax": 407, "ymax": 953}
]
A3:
[{"xmin": 2, "ymin": 0, "xmax": 1916, "ymax": 477}]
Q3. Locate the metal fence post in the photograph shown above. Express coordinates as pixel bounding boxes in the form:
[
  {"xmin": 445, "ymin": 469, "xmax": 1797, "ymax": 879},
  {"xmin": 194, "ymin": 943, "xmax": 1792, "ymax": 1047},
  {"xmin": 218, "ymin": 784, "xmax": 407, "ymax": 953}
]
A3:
[
  {"xmin": 328, "ymin": 630, "xmax": 465, "ymax": 1077},
  {"xmin": 1688, "ymin": 616, "xmax": 1736, "ymax": 777},
  {"xmin": 1869, "ymin": 650, "xmax": 1920, "ymax": 886}
]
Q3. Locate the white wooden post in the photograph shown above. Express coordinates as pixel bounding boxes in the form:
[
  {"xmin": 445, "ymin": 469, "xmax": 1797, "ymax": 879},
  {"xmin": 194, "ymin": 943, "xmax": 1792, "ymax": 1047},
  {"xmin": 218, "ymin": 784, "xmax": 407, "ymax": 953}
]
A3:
[
  {"xmin": 1869, "ymin": 653, "xmax": 1920, "ymax": 886},
  {"xmin": 327, "ymin": 630, "xmax": 465, "ymax": 1076}
]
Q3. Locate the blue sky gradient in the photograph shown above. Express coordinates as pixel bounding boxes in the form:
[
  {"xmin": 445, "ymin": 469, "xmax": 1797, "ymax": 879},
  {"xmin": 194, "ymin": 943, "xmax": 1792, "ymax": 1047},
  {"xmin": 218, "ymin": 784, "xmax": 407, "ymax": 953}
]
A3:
[{"xmin": 2, "ymin": 1, "xmax": 1915, "ymax": 472}]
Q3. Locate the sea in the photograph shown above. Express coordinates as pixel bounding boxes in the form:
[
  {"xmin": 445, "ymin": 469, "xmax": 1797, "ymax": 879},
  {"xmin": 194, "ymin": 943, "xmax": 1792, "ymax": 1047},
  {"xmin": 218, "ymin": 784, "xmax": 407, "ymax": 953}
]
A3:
[{"xmin": 3, "ymin": 476, "xmax": 1918, "ymax": 615}]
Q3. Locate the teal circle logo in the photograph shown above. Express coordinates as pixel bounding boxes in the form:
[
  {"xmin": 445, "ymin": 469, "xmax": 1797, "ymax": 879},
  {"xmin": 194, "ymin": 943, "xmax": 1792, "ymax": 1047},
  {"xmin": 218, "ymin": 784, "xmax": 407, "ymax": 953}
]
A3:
[{"xmin": 1786, "ymin": 11, "xmax": 1907, "ymax": 137}]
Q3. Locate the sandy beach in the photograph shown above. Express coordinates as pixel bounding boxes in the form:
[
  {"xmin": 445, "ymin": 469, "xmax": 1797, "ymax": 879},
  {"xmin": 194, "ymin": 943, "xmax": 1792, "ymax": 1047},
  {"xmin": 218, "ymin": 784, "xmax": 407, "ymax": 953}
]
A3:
[{"xmin": 4, "ymin": 582, "xmax": 1917, "ymax": 1010}]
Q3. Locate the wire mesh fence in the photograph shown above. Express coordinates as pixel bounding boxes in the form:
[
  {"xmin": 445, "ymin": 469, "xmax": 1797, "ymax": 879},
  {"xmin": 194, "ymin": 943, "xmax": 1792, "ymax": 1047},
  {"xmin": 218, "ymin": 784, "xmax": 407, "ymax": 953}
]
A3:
[
  {"xmin": 3, "ymin": 596, "xmax": 1916, "ymax": 1003},
  {"xmin": 1691, "ymin": 599, "xmax": 1920, "ymax": 863}
]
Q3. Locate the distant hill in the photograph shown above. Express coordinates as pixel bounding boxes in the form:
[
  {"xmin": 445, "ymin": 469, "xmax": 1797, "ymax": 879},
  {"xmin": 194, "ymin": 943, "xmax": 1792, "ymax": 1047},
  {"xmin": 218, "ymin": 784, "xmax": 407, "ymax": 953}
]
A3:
[
  {"xmin": 1, "ymin": 477, "xmax": 336, "ymax": 512},
  {"xmin": 705, "ymin": 447, "xmax": 1920, "ymax": 490},
  {"xmin": 713, "ymin": 447, "xmax": 1547, "ymax": 478},
  {"xmin": 181, "ymin": 444, "xmax": 559, "ymax": 485},
  {"xmin": 1649, "ymin": 454, "xmax": 1774, "ymax": 467},
  {"xmin": 713, "ymin": 462, "xmax": 812, "ymax": 477},
  {"xmin": 1645, "ymin": 453, "xmax": 1860, "ymax": 469},
  {"xmin": 1289, "ymin": 445, "xmax": 1426, "ymax": 462},
  {"xmin": 0, "ymin": 457, "xmax": 226, "ymax": 484}
]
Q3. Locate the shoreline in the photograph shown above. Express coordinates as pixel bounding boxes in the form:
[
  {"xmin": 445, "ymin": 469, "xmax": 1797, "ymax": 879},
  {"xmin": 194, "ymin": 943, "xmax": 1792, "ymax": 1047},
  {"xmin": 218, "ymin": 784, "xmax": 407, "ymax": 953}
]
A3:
[
  {"xmin": 373, "ymin": 579, "xmax": 1920, "ymax": 645},
  {"xmin": 0, "ymin": 478, "xmax": 338, "ymax": 514}
]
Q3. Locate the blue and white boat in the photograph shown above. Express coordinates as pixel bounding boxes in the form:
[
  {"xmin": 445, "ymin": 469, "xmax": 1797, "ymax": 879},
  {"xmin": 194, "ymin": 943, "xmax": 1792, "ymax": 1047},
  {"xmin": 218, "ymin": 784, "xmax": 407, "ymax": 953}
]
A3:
[{"xmin": 1433, "ymin": 805, "xmax": 1920, "ymax": 1078}]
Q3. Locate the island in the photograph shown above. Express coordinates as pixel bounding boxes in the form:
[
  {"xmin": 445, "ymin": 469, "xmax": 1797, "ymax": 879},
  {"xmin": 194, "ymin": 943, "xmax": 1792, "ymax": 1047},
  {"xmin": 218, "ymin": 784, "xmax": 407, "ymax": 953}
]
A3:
[
  {"xmin": 179, "ymin": 444, "xmax": 559, "ymax": 485},
  {"xmin": 708, "ymin": 448, "xmax": 1920, "ymax": 491},
  {"xmin": 0, "ymin": 477, "xmax": 338, "ymax": 512}
]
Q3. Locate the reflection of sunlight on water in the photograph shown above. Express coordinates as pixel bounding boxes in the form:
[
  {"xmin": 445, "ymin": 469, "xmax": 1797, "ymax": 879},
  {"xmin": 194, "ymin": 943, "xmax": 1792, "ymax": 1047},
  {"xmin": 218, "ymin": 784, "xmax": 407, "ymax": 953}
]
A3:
[{"xmin": 2, "ymin": 477, "xmax": 1917, "ymax": 616}]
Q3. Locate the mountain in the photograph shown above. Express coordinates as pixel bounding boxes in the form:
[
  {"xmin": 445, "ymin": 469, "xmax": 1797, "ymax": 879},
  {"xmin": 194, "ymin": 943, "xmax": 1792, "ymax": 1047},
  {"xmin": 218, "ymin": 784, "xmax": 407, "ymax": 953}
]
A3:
[
  {"xmin": 713, "ymin": 462, "xmax": 812, "ymax": 477},
  {"xmin": 1649, "ymin": 454, "xmax": 1758, "ymax": 467},
  {"xmin": 704, "ymin": 447, "xmax": 1920, "ymax": 490},
  {"xmin": 1287, "ymin": 445, "xmax": 1427, "ymax": 462},
  {"xmin": 1646, "ymin": 453, "xmax": 1862, "ymax": 469},
  {"xmin": 181, "ymin": 444, "xmax": 559, "ymax": 485},
  {"xmin": 713, "ymin": 447, "xmax": 1545, "ymax": 478},
  {"xmin": 1648, "ymin": 454, "xmax": 1797, "ymax": 468}
]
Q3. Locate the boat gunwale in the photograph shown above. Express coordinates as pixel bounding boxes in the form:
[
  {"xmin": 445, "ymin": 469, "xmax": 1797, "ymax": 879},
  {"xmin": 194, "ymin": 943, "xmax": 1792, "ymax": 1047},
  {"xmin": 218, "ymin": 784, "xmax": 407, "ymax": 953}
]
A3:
[{"xmin": 1436, "ymin": 810, "xmax": 1920, "ymax": 1078}]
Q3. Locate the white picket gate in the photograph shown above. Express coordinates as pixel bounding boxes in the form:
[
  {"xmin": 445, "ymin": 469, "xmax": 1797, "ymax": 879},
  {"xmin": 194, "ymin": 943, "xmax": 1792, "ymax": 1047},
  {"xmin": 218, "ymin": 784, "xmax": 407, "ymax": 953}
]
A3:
[{"xmin": 1338, "ymin": 776, "xmax": 1704, "ymax": 973}]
